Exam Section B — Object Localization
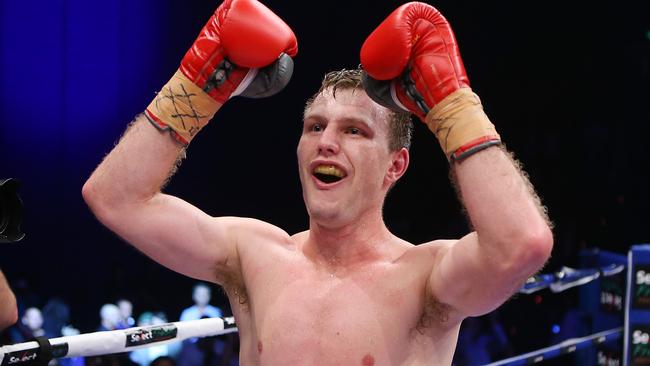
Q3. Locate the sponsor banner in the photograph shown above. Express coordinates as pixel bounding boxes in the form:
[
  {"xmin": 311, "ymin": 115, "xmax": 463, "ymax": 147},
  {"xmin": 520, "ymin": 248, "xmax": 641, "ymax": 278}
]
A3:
[
  {"xmin": 223, "ymin": 317, "xmax": 236, "ymax": 329},
  {"xmin": 125, "ymin": 324, "xmax": 178, "ymax": 348},
  {"xmin": 630, "ymin": 325, "xmax": 650, "ymax": 366},
  {"xmin": 633, "ymin": 265, "xmax": 650, "ymax": 309},
  {"xmin": 601, "ymin": 270, "xmax": 625, "ymax": 312},
  {"xmin": 597, "ymin": 346, "xmax": 621, "ymax": 366},
  {"xmin": 0, "ymin": 343, "xmax": 68, "ymax": 366},
  {"xmin": 1, "ymin": 347, "xmax": 39, "ymax": 366}
]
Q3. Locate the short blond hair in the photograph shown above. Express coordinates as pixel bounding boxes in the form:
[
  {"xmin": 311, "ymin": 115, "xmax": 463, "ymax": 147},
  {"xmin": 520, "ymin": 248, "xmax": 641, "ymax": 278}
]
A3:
[{"xmin": 304, "ymin": 69, "xmax": 413, "ymax": 152}]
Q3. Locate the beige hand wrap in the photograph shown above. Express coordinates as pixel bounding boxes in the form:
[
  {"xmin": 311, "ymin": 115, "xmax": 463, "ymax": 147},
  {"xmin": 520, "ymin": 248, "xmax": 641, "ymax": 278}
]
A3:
[
  {"xmin": 424, "ymin": 88, "xmax": 501, "ymax": 161},
  {"xmin": 145, "ymin": 70, "xmax": 220, "ymax": 145}
]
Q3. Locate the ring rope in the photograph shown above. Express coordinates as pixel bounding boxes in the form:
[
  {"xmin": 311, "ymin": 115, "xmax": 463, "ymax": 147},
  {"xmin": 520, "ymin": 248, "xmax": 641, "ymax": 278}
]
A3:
[
  {"xmin": 520, "ymin": 263, "xmax": 625, "ymax": 294},
  {"xmin": 0, "ymin": 317, "xmax": 238, "ymax": 365},
  {"xmin": 484, "ymin": 326, "xmax": 622, "ymax": 366}
]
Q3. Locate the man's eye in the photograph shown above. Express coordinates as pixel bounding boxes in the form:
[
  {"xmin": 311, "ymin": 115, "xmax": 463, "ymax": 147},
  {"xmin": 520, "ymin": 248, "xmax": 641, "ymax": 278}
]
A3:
[
  {"xmin": 348, "ymin": 127, "xmax": 361, "ymax": 135},
  {"xmin": 311, "ymin": 124, "xmax": 323, "ymax": 132}
]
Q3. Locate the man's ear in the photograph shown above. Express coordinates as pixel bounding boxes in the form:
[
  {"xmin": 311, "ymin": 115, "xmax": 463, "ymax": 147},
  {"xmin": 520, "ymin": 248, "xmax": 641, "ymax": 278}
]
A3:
[{"xmin": 385, "ymin": 148, "xmax": 409, "ymax": 186}]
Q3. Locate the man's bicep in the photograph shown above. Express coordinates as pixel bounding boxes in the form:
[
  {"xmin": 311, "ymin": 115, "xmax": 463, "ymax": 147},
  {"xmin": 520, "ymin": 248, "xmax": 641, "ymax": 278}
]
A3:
[
  {"xmin": 428, "ymin": 233, "xmax": 524, "ymax": 318},
  {"xmin": 102, "ymin": 193, "xmax": 241, "ymax": 284}
]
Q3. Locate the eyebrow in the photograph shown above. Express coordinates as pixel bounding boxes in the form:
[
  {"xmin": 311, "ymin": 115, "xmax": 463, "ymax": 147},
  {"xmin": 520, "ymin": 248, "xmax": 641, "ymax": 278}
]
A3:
[{"xmin": 303, "ymin": 113, "xmax": 374, "ymax": 130}]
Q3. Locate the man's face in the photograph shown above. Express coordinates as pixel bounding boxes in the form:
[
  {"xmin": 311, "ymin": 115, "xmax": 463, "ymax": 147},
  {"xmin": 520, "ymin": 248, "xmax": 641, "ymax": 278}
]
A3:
[
  {"xmin": 118, "ymin": 300, "xmax": 132, "ymax": 318},
  {"xmin": 100, "ymin": 304, "xmax": 121, "ymax": 326},
  {"xmin": 298, "ymin": 88, "xmax": 404, "ymax": 228},
  {"xmin": 193, "ymin": 285, "xmax": 211, "ymax": 306},
  {"xmin": 22, "ymin": 308, "xmax": 43, "ymax": 331}
]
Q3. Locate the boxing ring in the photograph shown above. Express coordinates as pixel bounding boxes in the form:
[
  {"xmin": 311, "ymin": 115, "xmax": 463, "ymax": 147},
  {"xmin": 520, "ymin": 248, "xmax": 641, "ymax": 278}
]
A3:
[
  {"xmin": 1, "ymin": 245, "xmax": 649, "ymax": 366},
  {"xmin": 487, "ymin": 245, "xmax": 650, "ymax": 366}
]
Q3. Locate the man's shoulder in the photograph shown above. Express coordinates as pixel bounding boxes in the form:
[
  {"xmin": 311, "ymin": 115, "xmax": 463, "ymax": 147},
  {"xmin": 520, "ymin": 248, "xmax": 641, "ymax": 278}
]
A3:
[
  {"xmin": 214, "ymin": 216, "xmax": 293, "ymax": 244},
  {"xmin": 219, "ymin": 217, "xmax": 298, "ymax": 261},
  {"xmin": 418, "ymin": 238, "xmax": 458, "ymax": 250},
  {"xmin": 401, "ymin": 238, "xmax": 458, "ymax": 255},
  {"xmin": 290, "ymin": 230, "xmax": 309, "ymax": 243},
  {"xmin": 393, "ymin": 238, "xmax": 459, "ymax": 268},
  {"xmin": 206, "ymin": 305, "xmax": 222, "ymax": 317},
  {"xmin": 179, "ymin": 306, "xmax": 197, "ymax": 318}
]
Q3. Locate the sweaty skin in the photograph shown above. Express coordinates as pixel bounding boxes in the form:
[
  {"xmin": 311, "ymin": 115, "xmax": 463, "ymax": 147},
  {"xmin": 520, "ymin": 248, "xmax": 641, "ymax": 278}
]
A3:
[
  {"xmin": 83, "ymin": 88, "xmax": 552, "ymax": 365},
  {"xmin": 231, "ymin": 228, "xmax": 459, "ymax": 365}
]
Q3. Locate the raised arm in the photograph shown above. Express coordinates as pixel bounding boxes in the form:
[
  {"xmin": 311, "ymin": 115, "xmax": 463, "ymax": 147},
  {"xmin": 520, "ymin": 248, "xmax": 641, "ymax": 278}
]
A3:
[
  {"xmin": 433, "ymin": 145, "xmax": 552, "ymax": 317},
  {"xmin": 360, "ymin": 2, "xmax": 552, "ymax": 319},
  {"xmin": 82, "ymin": 0, "xmax": 297, "ymax": 284}
]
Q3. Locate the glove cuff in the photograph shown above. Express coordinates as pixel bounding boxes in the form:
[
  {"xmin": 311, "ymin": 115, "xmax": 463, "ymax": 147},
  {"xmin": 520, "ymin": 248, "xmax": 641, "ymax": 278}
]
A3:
[
  {"xmin": 424, "ymin": 88, "xmax": 501, "ymax": 162},
  {"xmin": 145, "ymin": 70, "xmax": 220, "ymax": 145}
]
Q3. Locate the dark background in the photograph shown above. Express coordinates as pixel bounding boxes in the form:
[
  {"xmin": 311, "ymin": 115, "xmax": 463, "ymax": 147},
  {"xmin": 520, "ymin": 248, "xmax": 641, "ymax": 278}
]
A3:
[{"xmin": 1, "ymin": 0, "xmax": 648, "ymax": 360}]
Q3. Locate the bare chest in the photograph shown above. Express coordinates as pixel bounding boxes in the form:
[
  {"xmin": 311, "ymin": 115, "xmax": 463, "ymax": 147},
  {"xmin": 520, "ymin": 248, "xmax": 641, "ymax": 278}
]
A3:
[{"xmin": 237, "ymin": 258, "xmax": 436, "ymax": 365}]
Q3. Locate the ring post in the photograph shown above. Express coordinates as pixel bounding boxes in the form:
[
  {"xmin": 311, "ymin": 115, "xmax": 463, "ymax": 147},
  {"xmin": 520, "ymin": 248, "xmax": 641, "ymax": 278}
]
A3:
[
  {"xmin": 578, "ymin": 249, "xmax": 627, "ymax": 365},
  {"xmin": 624, "ymin": 244, "xmax": 650, "ymax": 366}
]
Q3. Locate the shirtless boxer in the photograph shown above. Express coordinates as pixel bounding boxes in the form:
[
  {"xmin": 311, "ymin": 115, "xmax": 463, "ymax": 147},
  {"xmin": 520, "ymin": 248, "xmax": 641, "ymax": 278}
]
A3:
[{"xmin": 82, "ymin": 1, "xmax": 553, "ymax": 364}]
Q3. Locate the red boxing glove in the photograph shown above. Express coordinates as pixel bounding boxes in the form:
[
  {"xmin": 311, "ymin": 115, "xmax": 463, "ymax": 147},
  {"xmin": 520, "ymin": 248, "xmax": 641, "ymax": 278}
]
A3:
[
  {"xmin": 146, "ymin": 0, "xmax": 298, "ymax": 145},
  {"xmin": 360, "ymin": 2, "xmax": 500, "ymax": 161}
]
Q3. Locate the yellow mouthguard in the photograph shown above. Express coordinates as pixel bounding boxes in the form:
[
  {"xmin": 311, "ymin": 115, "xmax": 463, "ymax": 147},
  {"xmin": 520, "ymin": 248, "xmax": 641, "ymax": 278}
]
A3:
[{"xmin": 313, "ymin": 165, "xmax": 345, "ymax": 178}]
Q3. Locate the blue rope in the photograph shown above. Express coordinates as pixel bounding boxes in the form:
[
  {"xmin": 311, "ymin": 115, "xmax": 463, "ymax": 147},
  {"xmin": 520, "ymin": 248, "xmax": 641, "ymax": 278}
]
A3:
[{"xmin": 484, "ymin": 327, "xmax": 622, "ymax": 366}]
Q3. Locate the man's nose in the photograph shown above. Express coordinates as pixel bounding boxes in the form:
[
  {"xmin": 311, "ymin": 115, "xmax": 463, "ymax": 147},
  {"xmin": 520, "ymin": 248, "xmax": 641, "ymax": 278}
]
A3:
[{"xmin": 317, "ymin": 128, "xmax": 340, "ymax": 156}]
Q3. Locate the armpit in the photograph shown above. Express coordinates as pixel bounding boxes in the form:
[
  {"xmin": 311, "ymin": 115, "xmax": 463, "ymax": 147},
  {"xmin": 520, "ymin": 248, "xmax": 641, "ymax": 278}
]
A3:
[
  {"xmin": 219, "ymin": 268, "xmax": 249, "ymax": 310},
  {"xmin": 414, "ymin": 292, "xmax": 452, "ymax": 335}
]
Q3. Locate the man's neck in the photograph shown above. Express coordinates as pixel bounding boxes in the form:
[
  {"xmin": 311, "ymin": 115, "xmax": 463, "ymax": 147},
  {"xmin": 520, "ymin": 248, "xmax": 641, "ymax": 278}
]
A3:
[{"xmin": 303, "ymin": 211, "xmax": 394, "ymax": 269}]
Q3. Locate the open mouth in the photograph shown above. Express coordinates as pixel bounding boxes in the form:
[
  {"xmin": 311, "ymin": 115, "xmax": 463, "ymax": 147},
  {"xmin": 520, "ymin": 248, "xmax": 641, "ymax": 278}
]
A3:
[{"xmin": 312, "ymin": 165, "xmax": 346, "ymax": 184}]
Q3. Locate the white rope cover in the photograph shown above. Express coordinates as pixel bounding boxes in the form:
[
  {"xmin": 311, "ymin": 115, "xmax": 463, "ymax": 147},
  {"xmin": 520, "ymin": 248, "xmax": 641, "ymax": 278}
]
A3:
[{"xmin": 0, "ymin": 317, "xmax": 237, "ymax": 365}]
